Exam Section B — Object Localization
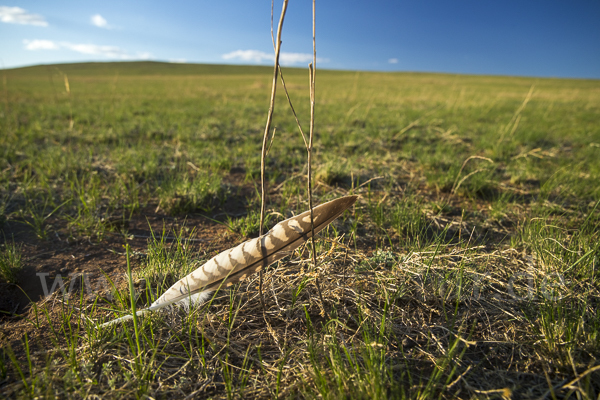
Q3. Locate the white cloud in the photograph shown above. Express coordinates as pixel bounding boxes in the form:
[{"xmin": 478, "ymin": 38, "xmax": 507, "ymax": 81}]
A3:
[
  {"xmin": 388, "ymin": 58, "xmax": 399, "ymax": 64},
  {"xmin": 135, "ymin": 52, "xmax": 153, "ymax": 60},
  {"xmin": 0, "ymin": 6, "xmax": 48, "ymax": 26},
  {"xmin": 223, "ymin": 49, "xmax": 271, "ymax": 63},
  {"xmin": 24, "ymin": 39, "xmax": 59, "ymax": 50},
  {"xmin": 23, "ymin": 39, "xmax": 152, "ymax": 60},
  {"xmin": 61, "ymin": 42, "xmax": 127, "ymax": 58},
  {"xmin": 279, "ymin": 52, "xmax": 315, "ymax": 65},
  {"xmin": 169, "ymin": 59, "xmax": 187, "ymax": 64},
  {"xmin": 61, "ymin": 42, "xmax": 152, "ymax": 59},
  {"xmin": 91, "ymin": 14, "xmax": 110, "ymax": 29},
  {"xmin": 222, "ymin": 49, "xmax": 327, "ymax": 66}
]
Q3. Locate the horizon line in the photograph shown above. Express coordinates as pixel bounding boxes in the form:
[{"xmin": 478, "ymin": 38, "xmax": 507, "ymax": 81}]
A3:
[{"xmin": 4, "ymin": 60, "xmax": 599, "ymax": 81}]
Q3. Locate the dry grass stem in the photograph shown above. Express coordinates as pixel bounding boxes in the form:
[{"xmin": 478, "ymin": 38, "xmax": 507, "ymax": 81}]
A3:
[
  {"xmin": 259, "ymin": 0, "xmax": 289, "ymax": 310},
  {"xmin": 307, "ymin": 0, "xmax": 326, "ymax": 314}
]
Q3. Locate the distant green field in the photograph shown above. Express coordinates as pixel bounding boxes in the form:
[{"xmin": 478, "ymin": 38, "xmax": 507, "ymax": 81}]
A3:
[
  {"xmin": 3, "ymin": 62, "xmax": 599, "ymax": 211},
  {"xmin": 1, "ymin": 62, "xmax": 599, "ymax": 398}
]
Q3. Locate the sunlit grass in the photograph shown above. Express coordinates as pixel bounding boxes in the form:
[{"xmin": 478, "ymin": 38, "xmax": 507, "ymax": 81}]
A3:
[{"xmin": 0, "ymin": 62, "xmax": 599, "ymax": 398}]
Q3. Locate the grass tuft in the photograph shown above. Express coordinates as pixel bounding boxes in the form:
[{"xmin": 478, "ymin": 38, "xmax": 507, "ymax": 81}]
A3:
[{"xmin": 0, "ymin": 240, "xmax": 23, "ymax": 284}]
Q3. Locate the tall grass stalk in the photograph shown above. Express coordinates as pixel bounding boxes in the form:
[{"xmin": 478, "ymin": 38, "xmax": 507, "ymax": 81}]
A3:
[
  {"xmin": 125, "ymin": 243, "xmax": 142, "ymax": 375},
  {"xmin": 258, "ymin": 0, "xmax": 289, "ymax": 310},
  {"xmin": 307, "ymin": 0, "xmax": 327, "ymax": 313}
]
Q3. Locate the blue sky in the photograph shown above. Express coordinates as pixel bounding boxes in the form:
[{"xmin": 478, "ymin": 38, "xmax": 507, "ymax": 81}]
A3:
[{"xmin": 1, "ymin": 1, "xmax": 599, "ymax": 78}]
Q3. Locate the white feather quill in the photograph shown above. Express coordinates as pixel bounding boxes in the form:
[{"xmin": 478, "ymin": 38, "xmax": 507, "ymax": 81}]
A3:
[{"xmin": 100, "ymin": 195, "xmax": 357, "ymax": 327}]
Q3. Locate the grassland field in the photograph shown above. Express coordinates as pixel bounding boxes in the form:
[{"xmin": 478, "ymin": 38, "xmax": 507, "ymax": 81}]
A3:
[{"xmin": 0, "ymin": 61, "xmax": 599, "ymax": 398}]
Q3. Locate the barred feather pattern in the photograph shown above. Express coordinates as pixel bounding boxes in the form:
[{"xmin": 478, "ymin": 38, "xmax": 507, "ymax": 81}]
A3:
[{"xmin": 100, "ymin": 195, "xmax": 357, "ymax": 327}]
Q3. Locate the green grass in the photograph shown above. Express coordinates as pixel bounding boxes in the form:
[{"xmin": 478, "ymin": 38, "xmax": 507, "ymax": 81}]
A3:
[
  {"xmin": 136, "ymin": 224, "xmax": 204, "ymax": 300},
  {"xmin": 0, "ymin": 240, "xmax": 23, "ymax": 284},
  {"xmin": 227, "ymin": 210, "xmax": 274, "ymax": 237},
  {"xmin": 0, "ymin": 61, "xmax": 599, "ymax": 398}
]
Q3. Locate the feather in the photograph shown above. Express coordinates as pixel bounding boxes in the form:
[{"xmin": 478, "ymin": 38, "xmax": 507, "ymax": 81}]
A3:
[{"xmin": 100, "ymin": 195, "xmax": 357, "ymax": 327}]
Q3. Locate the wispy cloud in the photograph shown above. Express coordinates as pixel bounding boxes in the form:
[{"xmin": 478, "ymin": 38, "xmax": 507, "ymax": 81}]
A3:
[
  {"xmin": 23, "ymin": 39, "xmax": 152, "ymax": 60},
  {"xmin": 222, "ymin": 49, "xmax": 327, "ymax": 66},
  {"xmin": 169, "ymin": 59, "xmax": 187, "ymax": 64},
  {"xmin": 62, "ymin": 43, "xmax": 128, "ymax": 58},
  {"xmin": 0, "ymin": 6, "xmax": 48, "ymax": 26},
  {"xmin": 222, "ymin": 50, "xmax": 269, "ymax": 63},
  {"xmin": 91, "ymin": 14, "xmax": 111, "ymax": 29},
  {"xmin": 23, "ymin": 39, "xmax": 59, "ymax": 50},
  {"xmin": 388, "ymin": 58, "xmax": 399, "ymax": 64},
  {"xmin": 280, "ymin": 52, "xmax": 318, "ymax": 65}
]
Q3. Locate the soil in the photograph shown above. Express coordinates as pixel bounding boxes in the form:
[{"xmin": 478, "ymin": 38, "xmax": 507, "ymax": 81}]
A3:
[
  {"xmin": 0, "ymin": 172, "xmax": 515, "ymax": 343},
  {"xmin": 0, "ymin": 170, "xmax": 257, "ymax": 322},
  {"xmin": 0, "ymin": 208, "xmax": 236, "ymax": 317}
]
